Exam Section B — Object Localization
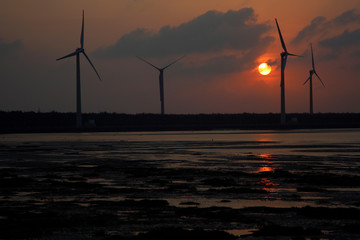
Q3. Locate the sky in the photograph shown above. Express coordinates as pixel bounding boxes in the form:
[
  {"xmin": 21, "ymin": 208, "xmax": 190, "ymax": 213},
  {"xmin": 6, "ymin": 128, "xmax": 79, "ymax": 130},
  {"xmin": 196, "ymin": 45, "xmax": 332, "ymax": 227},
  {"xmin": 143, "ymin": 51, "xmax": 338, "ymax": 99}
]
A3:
[{"xmin": 1, "ymin": 0, "xmax": 360, "ymax": 114}]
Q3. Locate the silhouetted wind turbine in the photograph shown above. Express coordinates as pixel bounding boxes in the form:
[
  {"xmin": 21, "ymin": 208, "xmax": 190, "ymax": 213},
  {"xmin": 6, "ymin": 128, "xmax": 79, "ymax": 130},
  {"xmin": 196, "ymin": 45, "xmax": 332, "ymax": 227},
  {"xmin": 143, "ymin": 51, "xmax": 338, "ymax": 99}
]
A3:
[
  {"xmin": 275, "ymin": 18, "xmax": 301, "ymax": 125},
  {"xmin": 304, "ymin": 44, "xmax": 325, "ymax": 115},
  {"xmin": 57, "ymin": 10, "xmax": 101, "ymax": 128},
  {"xmin": 137, "ymin": 56, "xmax": 185, "ymax": 115}
]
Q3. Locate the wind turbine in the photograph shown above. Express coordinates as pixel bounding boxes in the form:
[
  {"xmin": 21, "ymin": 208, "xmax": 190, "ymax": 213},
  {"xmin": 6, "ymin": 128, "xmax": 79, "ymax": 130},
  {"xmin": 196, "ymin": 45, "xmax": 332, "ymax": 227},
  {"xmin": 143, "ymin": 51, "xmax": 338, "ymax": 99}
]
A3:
[
  {"xmin": 275, "ymin": 18, "xmax": 301, "ymax": 125},
  {"xmin": 304, "ymin": 44, "xmax": 325, "ymax": 115},
  {"xmin": 57, "ymin": 10, "xmax": 101, "ymax": 128},
  {"xmin": 137, "ymin": 56, "xmax": 185, "ymax": 115}
]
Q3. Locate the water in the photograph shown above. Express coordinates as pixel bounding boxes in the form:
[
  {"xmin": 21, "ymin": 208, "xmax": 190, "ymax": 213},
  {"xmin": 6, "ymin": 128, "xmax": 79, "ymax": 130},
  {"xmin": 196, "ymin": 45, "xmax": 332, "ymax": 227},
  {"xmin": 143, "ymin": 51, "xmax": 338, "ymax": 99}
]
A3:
[
  {"xmin": 2, "ymin": 128, "xmax": 359, "ymax": 143},
  {"xmin": 1, "ymin": 128, "xmax": 359, "ymax": 156}
]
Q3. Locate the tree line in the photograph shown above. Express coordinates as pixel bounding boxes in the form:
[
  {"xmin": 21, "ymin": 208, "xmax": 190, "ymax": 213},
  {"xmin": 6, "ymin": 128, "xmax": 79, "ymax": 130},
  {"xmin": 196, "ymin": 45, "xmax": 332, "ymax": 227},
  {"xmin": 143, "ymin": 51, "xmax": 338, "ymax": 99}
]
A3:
[{"xmin": 0, "ymin": 111, "xmax": 359, "ymax": 133}]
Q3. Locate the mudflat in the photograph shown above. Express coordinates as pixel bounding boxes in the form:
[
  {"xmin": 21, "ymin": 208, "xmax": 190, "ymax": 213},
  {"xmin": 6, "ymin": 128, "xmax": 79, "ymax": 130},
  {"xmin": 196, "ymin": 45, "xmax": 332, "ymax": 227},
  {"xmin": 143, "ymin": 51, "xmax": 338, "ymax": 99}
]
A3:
[{"xmin": 1, "ymin": 131, "xmax": 360, "ymax": 239}]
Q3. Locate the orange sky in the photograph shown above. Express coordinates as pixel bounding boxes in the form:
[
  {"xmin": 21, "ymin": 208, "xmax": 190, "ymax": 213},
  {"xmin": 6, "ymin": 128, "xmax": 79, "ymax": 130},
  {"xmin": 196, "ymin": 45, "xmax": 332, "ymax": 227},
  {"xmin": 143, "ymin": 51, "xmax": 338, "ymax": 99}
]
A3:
[{"xmin": 1, "ymin": 0, "xmax": 360, "ymax": 114}]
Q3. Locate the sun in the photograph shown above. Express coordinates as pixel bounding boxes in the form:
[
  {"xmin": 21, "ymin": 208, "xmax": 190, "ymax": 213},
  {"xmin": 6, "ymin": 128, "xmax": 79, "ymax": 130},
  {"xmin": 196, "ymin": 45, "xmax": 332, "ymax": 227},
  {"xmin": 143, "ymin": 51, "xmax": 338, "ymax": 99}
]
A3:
[{"xmin": 258, "ymin": 63, "xmax": 272, "ymax": 75}]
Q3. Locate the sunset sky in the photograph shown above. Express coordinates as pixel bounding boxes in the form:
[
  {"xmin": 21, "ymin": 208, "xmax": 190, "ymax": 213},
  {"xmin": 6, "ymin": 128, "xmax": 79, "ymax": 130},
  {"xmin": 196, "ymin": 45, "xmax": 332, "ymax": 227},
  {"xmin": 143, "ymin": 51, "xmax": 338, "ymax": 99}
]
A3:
[{"xmin": 1, "ymin": 0, "xmax": 360, "ymax": 114}]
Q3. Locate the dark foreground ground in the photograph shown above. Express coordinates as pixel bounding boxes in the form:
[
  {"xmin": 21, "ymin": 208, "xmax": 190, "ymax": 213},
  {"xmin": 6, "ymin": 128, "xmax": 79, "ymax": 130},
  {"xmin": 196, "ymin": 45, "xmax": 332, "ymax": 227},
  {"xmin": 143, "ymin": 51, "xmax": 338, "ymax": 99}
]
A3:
[
  {"xmin": 1, "ymin": 111, "xmax": 360, "ymax": 133},
  {"xmin": 0, "ymin": 138, "xmax": 359, "ymax": 239}
]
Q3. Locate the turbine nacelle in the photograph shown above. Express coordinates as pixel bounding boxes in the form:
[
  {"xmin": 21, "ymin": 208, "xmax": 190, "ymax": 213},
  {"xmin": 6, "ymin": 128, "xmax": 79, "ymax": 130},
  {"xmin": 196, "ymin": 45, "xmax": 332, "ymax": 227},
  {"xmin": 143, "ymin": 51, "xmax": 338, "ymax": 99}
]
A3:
[{"xmin": 304, "ymin": 70, "xmax": 315, "ymax": 85}]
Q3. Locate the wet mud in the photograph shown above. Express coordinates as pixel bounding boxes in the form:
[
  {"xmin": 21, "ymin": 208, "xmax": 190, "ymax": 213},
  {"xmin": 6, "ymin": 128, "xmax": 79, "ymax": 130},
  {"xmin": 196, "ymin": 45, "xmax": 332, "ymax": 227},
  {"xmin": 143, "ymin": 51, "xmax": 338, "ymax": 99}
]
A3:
[{"xmin": 0, "ymin": 138, "xmax": 360, "ymax": 239}]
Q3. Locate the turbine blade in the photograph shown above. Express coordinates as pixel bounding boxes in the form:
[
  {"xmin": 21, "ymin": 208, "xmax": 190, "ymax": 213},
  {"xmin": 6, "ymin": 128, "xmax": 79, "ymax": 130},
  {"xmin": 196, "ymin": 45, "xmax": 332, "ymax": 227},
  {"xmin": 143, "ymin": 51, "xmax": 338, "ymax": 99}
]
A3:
[
  {"xmin": 314, "ymin": 72, "xmax": 325, "ymax": 87},
  {"xmin": 56, "ymin": 51, "xmax": 78, "ymax": 61},
  {"xmin": 287, "ymin": 52, "xmax": 302, "ymax": 57},
  {"xmin": 82, "ymin": 51, "xmax": 101, "ymax": 81},
  {"xmin": 163, "ymin": 55, "xmax": 186, "ymax": 70},
  {"xmin": 311, "ymin": 43, "xmax": 315, "ymax": 70},
  {"xmin": 136, "ymin": 56, "xmax": 160, "ymax": 70},
  {"xmin": 303, "ymin": 76, "xmax": 311, "ymax": 85},
  {"xmin": 275, "ymin": 18, "xmax": 287, "ymax": 53},
  {"xmin": 80, "ymin": 10, "xmax": 84, "ymax": 49}
]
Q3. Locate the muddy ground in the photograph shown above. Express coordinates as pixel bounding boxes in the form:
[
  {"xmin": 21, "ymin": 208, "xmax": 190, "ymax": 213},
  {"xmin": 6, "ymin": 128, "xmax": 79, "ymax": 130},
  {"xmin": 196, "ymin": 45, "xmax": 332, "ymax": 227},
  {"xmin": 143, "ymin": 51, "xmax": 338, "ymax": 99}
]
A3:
[{"xmin": 0, "ymin": 139, "xmax": 360, "ymax": 239}]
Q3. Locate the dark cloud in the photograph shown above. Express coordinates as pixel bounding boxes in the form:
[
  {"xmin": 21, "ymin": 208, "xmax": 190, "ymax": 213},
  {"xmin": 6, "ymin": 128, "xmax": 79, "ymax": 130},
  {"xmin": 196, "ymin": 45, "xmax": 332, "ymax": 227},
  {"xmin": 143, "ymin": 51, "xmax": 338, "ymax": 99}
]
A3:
[
  {"xmin": 292, "ymin": 9, "xmax": 360, "ymax": 45},
  {"xmin": 182, "ymin": 55, "xmax": 244, "ymax": 76},
  {"xmin": 0, "ymin": 39, "xmax": 21, "ymax": 60},
  {"xmin": 180, "ymin": 35, "xmax": 273, "ymax": 76},
  {"xmin": 351, "ymin": 50, "xmax": 360, "ymax": 58},
  {"xmin": 333, "ymin": 9, "xmax": 360, "ymax": 25},
  {"xmin": 266, "ymin": 58, "xmax": 278, "ymax": 67},
  {"xmin": 95, "ymin": 8, "xmax": 272, "ymax": 58},
  {"xmin": 320, "ymin": 29, "xmax": 360, "ymax": 48},
  {"xmin": 319, "ymin": 29, "xmax": 360, "ymax": 60},
  {"xmin": 291, "ymin": 17, "xmax": 326, "ymax": 45}
]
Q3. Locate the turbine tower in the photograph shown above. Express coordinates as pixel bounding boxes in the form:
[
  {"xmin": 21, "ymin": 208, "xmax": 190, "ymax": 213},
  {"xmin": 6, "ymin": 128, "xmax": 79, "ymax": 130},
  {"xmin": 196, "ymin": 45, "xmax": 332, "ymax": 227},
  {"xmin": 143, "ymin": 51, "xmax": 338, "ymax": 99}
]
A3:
[
  {"xmin": 275, "ymin": 18, "xmax": 300, "ymax": 125},
  {"xmin": 304, "ymin": 44, "xmax": 325, "ymax": 115},
  {"xmin": 57, "ymin": 10, "xmax": 101, "ymax": 128},
  {"xmin": 137, "ymin": 56, "xmax": 185, "ymax": 115}
]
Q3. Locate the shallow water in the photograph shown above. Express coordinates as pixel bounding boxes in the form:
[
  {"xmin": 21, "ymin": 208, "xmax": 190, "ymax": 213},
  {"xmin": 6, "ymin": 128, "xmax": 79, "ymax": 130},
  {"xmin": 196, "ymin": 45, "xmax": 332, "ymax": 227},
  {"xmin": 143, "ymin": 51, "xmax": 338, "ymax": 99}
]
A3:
[
  {"xmin": 2, "ymin": 128, "xmax": 360, "ymax": 154},
  {"xmin": 1, "ymin": 128, "xmax": 359, "ymax": 142}
]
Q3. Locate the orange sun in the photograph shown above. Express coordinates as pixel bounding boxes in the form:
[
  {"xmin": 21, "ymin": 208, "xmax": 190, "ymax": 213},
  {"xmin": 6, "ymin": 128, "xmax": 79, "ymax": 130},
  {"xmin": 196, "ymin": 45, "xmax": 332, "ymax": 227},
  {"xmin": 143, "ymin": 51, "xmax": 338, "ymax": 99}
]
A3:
[{"xmin": 258, "ymin": 63, "xmax": 272, "ymax": 75}]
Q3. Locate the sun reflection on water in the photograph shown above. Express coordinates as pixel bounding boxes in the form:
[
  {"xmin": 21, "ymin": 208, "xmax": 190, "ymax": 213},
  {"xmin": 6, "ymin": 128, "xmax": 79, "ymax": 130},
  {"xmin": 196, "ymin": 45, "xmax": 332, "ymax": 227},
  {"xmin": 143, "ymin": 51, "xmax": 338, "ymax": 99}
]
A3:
[
  {"xmin": 257, "ymin": 153, "xmax": 274, "ymax": 173},
  {"xmin": 259, "ymin": 178, "xmax": 278, "ymax": 200},
  {"xmin": 258, "ymin": 153, "xmax": 271, "ymax": 159},
  {"xmin": 259, "ymin": 166, "xmax": 274, "ymax": 172},
  {"xmin": 256, "ymin": 153, "xmax": 278, "ymax": 199},
  {"xmin": 259, "ymin": 178, "xmax": 275, "ymax": 186}
]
